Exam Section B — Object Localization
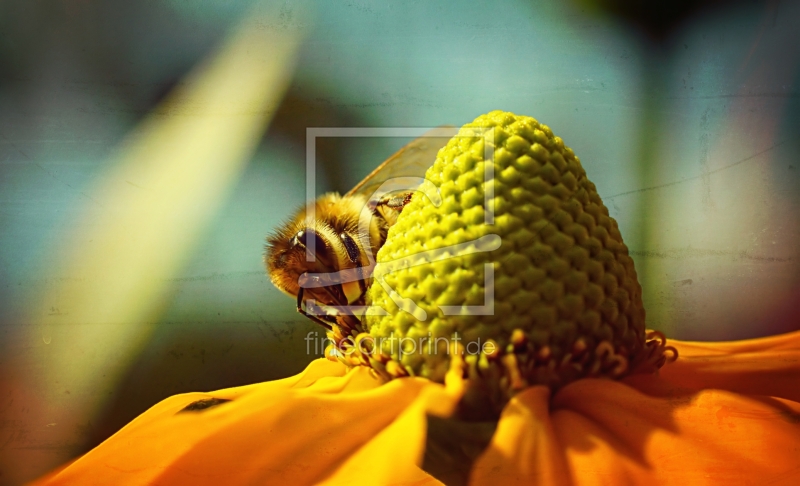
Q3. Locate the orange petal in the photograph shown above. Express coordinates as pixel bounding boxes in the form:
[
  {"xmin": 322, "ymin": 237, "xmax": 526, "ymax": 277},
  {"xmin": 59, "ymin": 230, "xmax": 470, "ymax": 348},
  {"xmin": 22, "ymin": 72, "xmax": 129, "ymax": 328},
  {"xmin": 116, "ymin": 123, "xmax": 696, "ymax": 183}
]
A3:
[
  {"xmin": 470, "ymin": 386, "xmax": 572, "ymax": 486},
  {"xmin": 318, "ymin": 365, "xmax": 464, "ymax": 485},
  {"xmin": 30, "ymin": 362, "xmax": 431, "ymax": 486},
  {"xmin": 550, "ymin": 378, "xmax": 800, "ymax": 485},
  {"xmin": 623, "ymin": 330, "xmax": 800, "ymax": 403},
  {"xmin": 211, "ymin": 357, "xmax": 350, "ymax": 399},
  {"xmin": 319, "ymin": 387, "xmax": 457, "ymax": 486},
  {"xmin": 645, "ymin": 349, "xmax": 800, "ymax": 403},
  {"xmin": 668, "ymin": 329, "xmax": 800, "ymax": 357}
]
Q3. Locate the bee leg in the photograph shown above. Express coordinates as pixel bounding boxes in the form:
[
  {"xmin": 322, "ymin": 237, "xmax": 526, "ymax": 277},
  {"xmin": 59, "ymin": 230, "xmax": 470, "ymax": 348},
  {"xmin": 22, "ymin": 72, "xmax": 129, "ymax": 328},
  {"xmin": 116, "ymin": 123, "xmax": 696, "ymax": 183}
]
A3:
[
  {"xmin": 311, "ymin": 285, "xmax": 364, "ymax": 335},
  {"xmin": 373, "ymin": 191, "xmax": 415, "ymax": 228},
  {"xmin": 319, "ymin": 283, "xmax": 346, "ymax": 308},
  {"xmin": 296, "ymin": 288, "xmax": 333, "ymax": 331},
  {"xmin": 377, "ymin": 192, "xmax": 414, "ymax": 210}
]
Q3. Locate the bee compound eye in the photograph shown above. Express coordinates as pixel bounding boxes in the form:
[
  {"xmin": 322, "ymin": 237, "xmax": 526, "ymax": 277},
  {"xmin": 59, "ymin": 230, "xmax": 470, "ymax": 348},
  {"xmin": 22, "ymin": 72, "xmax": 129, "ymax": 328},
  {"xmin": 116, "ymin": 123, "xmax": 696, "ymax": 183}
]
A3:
[
  {"xmin": 291, "ymin": 229, "xmax": 304, "ymax": 248},
  {"xmin": 292, "ymin": 228, "xmax": 330, "ymax": 262},
  {"xmin": 339, "ymin": 232, "xmax": 361, "ymax": 264}
]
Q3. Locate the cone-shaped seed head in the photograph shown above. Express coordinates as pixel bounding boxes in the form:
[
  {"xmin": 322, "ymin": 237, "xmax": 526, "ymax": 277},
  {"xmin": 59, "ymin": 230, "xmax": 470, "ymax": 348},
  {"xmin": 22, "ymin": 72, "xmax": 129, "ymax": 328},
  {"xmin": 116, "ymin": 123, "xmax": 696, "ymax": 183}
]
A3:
[{"xmin": 365, "ymin": 111, "xmax": 646, "ymax": 390}]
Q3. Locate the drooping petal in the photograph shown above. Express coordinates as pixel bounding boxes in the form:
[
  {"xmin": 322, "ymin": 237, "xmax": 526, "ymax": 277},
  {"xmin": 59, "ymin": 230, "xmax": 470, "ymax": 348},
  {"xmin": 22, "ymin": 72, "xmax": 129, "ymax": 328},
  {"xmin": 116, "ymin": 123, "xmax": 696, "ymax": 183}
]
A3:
[
  {"xmin": 318, "ymin": 388, "xmax": 448, "ymax": 486},
  {"xmin": 550, "ymin": 377, "xmax": 800, "ymax": 485},
  {"xmin": 318, "ymin": 360, "xmax": 465, "ymax": 485},
  {"xmin": 470, "ymin": 387, "xmax": 572, "ymax": 486},
  {"xmin": 468, "ymin": 330, "xmax": 800, "ymax": 485},
  {"xmin": 31, "ymin": 360, "xmax": 442, "ymax": 486}
]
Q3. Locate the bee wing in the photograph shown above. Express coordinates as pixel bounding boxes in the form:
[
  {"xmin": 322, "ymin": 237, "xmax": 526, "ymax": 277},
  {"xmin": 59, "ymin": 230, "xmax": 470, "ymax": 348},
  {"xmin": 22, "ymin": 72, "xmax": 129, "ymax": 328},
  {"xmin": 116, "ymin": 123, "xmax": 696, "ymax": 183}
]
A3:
[{"xmin": 345, "ymin": 126, "xmax": 457, "ymax": 199}]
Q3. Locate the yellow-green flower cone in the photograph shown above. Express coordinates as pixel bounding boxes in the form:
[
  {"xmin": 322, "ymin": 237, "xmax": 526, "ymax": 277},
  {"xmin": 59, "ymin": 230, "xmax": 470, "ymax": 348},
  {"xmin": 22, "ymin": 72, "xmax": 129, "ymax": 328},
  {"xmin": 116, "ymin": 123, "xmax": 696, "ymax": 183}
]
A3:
[{"xmin": 365, "ymin": 111, "xmax": 649, "ymax": 398}]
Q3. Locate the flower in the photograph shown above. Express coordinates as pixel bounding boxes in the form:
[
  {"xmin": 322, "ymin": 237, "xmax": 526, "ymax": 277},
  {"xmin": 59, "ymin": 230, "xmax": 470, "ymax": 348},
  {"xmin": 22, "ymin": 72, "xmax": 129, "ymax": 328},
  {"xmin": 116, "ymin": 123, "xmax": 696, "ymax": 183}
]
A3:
[
  {"xmin": 31, "ymin": 110, "xmax": 800, "ymax": 485},
  {"xmin": 29, "ymin": 329, "xmax": 800, "ymax": 485}
]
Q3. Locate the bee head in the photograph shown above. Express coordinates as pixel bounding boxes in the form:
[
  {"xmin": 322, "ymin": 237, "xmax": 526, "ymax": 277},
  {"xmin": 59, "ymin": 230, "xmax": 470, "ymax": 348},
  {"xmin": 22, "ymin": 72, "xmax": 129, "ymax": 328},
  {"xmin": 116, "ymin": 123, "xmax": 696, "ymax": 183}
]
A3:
[
  {"xmin": 264, "ymin": 193, "xmax": 376, "ymax": 300},
  {"xmin": 266, "ymin": 226, "xmax": 337, "ymax": 298}
]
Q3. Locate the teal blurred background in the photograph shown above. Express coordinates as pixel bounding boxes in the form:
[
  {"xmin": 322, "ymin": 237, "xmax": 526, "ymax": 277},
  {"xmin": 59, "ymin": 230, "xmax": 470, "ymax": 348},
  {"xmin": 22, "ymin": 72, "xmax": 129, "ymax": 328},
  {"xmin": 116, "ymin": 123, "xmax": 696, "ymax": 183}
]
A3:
[{"xmin": 1, "ymin": 0, "xmax": 798, "ymax": 484}]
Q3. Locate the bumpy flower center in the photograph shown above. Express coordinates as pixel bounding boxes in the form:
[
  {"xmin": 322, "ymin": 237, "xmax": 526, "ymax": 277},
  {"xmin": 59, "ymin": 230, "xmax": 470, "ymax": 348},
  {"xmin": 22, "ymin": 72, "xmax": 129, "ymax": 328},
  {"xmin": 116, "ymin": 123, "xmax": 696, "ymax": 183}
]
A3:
[{"xmin": 329, "ymin": 111, "xmax": 676, "ymax": 412}]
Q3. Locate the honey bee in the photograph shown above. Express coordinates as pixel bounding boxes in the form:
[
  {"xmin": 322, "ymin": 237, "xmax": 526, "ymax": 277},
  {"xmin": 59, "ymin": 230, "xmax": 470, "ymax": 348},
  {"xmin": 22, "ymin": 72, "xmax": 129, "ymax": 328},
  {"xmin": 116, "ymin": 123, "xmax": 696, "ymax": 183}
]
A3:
[{"xmin": 265, "ymin": 127, "xmax": 455, "ymax": 331}]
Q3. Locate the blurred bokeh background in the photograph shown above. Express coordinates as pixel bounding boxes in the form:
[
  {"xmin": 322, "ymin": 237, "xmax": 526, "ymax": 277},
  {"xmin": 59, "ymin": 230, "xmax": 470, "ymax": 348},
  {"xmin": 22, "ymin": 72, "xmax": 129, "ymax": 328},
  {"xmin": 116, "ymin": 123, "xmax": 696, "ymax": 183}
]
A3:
[{"xmin": 1, "ymin": 0, "xmax": 798, "ymax": 484}]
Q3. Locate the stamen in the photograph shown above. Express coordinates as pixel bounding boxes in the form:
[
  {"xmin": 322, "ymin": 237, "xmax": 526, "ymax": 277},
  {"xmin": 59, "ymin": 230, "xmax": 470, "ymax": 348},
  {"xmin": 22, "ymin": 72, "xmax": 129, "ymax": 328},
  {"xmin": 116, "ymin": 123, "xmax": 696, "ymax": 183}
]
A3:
[
  {"xmin": 501, "ymin": 354, "xmax": 528, "ymax": 391},
  {"xmin": 386, "ymin": 360, "xmax": 409, "ymax": 378},
  {"xmin": 483, "ymin": 339, "xmax": 500, "ymax": 359},
  {"xmin": 536, "ymin": 345, "xmax": 552, "ymax": 362},
  {"xmin": 607, "ymin": 354, "xmax": 629, "ymax": 377},
  {"xmin": 628, "ymin": 329, "xmax": 680, "ymax": 375},
  {"xmin": 572, "ymin": 337, "xmax": 588, "ymax": 356},
  {"xmin": 324, "ymin": 344, "xmax": 339, "ymax": 362},
  {"xmin": 510, "ymin": 329, "xmax": 527, "ymax": 350}
]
